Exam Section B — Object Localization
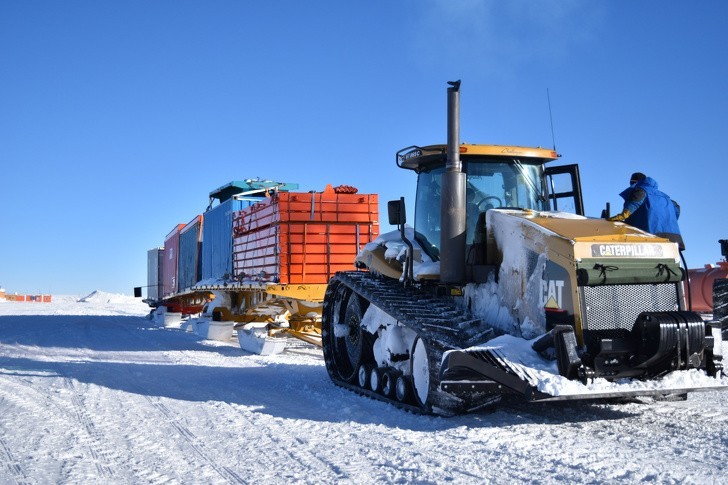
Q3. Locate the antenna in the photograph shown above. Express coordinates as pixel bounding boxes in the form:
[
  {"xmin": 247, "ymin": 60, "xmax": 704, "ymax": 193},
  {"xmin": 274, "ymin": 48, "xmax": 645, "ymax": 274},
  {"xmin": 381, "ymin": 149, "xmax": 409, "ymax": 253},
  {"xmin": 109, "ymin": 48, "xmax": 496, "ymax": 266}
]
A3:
[{"xmin": 547, "ymin": 88, "xmax": 557, "ymax": 151}]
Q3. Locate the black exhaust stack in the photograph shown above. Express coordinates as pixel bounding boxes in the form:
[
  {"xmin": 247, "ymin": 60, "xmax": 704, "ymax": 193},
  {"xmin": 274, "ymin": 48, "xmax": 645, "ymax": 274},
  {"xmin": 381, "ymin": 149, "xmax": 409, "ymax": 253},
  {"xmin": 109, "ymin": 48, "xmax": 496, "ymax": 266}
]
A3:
[{"xmin": 440, "ymin": 80, "xmax": 466, "ymax": 284}]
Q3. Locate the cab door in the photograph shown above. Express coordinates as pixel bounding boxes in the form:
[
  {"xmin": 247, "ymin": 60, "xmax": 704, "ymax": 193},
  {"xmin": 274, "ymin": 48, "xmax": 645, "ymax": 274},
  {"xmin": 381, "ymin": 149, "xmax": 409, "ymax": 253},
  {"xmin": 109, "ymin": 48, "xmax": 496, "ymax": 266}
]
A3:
[{"xmin": 545, "ymin": 164, "xmax": 584, "ymax": 215}]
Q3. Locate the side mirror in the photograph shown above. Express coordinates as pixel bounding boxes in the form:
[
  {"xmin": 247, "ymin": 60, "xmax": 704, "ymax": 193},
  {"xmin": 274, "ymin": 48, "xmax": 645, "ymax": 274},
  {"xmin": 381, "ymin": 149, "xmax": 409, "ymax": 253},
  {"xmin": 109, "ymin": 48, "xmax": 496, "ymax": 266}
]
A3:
[
  {"xmin": 388, "ymin": 198, "xmax": 406, "ymax": 226},
  {"xmin": 133, "ymin": 287, "xmax": 142, "ymax": 298}
]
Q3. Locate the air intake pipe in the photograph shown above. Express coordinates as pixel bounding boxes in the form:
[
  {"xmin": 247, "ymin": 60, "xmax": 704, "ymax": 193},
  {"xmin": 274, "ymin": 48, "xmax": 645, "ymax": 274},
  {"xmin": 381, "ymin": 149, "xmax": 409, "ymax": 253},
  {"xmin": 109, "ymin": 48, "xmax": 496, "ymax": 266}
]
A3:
[{"xmin": 440, "ymin": 80, "xmax": 467, "ymax": 284}]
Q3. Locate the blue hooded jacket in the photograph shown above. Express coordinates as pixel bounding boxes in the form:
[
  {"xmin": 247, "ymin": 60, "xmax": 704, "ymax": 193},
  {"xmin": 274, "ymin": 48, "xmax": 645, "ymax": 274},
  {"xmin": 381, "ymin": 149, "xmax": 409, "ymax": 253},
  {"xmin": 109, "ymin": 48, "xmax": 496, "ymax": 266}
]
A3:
[{"xmin": 619, "ymin": 177, "xmax": 683, "ymax": 246}]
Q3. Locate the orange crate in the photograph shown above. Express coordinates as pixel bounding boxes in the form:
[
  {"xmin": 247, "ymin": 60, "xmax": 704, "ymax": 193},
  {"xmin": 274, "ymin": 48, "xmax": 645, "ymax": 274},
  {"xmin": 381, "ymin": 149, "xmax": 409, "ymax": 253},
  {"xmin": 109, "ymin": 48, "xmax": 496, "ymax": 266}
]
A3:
[
  {"xmin": 233, "ymin": 222, "xmax": 379, "ymax": 284},
  {"xmin": 232, "ymin": 192, "xmax": 379, "ymax": 285},
  {"xmin": 233, "ymin": 191, "xmax": 378, "ymax": 235}
]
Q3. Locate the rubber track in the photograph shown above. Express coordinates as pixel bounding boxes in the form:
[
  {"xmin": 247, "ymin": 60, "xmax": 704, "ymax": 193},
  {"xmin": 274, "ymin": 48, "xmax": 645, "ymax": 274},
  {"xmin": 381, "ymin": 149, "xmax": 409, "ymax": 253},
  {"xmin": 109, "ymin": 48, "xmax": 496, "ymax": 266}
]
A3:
[
  {"xmin": 323, "ymin": 272, "xmax": 493, "ymax": 414},
  {"xmin": 332, "ymin": 272, "xmax": 488, "ymax": 348}
]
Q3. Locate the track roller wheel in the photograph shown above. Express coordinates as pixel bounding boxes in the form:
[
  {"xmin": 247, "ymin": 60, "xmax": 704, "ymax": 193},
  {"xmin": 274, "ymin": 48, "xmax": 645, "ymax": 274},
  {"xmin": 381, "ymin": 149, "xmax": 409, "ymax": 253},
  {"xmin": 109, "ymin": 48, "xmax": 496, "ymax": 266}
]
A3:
[
  {"xmin": 369, "ymin": 367, "xmax": 384, "ymax": 393},
  {"xmin": 381, "ymin": 369, "xmax": 402, "ymax": 398},
  {"xmin": 394, "ymin": 374, "xmax": 411, "ymax": 403},
  {"xmin": 357, "ymin": 364, "xmax": 370, "ymax": 388}
]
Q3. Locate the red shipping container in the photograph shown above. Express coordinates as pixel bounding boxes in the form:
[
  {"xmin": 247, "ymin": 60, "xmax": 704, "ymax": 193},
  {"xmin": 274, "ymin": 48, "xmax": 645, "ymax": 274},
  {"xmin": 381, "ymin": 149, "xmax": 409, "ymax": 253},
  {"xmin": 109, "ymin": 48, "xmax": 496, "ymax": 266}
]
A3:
[
  {"xmin": 232, "ymin": 190, "xmax": 379, "ymax": 285},
  {"xmin": 42, "ymin": 295, "xmax": 52, "ymax": 303},
  {"xmin": 162, "ymin": 224, "xmax": 186, "ymax": 298}
]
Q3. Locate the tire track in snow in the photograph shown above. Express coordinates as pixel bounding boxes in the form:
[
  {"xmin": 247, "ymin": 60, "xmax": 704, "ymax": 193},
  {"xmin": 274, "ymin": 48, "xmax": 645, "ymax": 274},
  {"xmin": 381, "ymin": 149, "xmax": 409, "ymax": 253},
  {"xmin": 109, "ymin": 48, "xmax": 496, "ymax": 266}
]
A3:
[
  {"xmin": 104, "ymin": 329, "xmax": 248, "ymax": 483},
  {"xmin": 0, "ymin": 375, "xmax": 69, "ymax": 484},
  {"xmin": 61, "ymin": 378, "xmax": 116, "ymax": 479},
  {"xmin": 222, "ymin": 402, "xmax": 349, "ymax": 482},
  {"xmin": 141, "ymin": 337, "xmax": 376, "ymax": 483},
  {"xmin": 59, "ymin": 316, "xmax": 242, "ymax": 482},
  {"xmin": 0, "ymin": 373, "xmax": 71, "ymax": 419},
  {"xmin": 158, "ymin": 339, "xmax": 379, "ymax": 482},
  {"xmin": 54, "ymin": 320, "xmax": 239, "ymax": 482},
  {"xmin": 138, "ymin": 394, "xmax": 247, "ymax": 484},
  {"xmin": 0, "ymin": 372, "xmax": 124, "ymax": 483},
  {"xmin": 0, "ymin": 402, "xmax": 30, "ymax": 485}
]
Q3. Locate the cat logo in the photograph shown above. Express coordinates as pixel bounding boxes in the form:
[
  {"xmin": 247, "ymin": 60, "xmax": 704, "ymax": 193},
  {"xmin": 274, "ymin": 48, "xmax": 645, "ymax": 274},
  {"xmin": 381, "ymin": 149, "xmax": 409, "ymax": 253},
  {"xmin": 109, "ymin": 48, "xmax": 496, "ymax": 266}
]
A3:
[{"xmin": 541, "ymin": 279, "xmax": 565, "ymax": 310}]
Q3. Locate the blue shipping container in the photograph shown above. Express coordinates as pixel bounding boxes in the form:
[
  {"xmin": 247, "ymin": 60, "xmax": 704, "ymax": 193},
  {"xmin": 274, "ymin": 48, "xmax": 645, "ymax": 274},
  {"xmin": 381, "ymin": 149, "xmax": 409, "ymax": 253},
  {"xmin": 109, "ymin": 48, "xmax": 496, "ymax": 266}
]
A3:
[
  {"xmin": 201, "ymin": 180, "xmax": 298, "ymax": 282},
  {"xmin": 201, "ymin": 199, "xmax": 245, "ymax": 281}
]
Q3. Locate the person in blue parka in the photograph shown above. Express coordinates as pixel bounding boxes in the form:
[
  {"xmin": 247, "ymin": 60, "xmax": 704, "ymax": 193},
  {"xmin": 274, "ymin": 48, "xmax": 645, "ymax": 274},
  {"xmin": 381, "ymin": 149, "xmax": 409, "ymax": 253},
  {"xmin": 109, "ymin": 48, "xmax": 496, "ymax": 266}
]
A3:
[{"xmin": 608, "ymin": 172, "xmax": 685, "ymax": 250}]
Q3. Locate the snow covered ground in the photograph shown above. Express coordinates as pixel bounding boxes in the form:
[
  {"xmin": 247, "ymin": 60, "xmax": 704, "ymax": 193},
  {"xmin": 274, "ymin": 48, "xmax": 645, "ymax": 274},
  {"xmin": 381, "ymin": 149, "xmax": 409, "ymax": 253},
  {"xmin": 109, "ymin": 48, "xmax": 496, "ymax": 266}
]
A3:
[{"xmin": 1, "ymin": 292, "xmax": 727, "ymax": 484}]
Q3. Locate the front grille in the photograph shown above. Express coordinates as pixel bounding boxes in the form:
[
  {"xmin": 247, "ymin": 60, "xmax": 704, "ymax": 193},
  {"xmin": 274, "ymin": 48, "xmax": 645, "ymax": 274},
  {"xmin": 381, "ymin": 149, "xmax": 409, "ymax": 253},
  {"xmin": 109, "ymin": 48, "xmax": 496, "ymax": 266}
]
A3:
[{"xmin": 581, "ymin": 283, "xmax": 679, "ymax": 334}]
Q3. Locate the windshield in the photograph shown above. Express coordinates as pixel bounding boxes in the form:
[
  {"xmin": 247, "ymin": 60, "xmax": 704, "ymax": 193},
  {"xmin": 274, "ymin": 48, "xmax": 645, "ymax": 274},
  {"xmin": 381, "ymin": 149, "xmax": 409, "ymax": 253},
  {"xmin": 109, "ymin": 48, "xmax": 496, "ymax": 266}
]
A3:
[
  {"xmin": 414, "ymin": 158, "xmax": 547, "ymax": 259},
  {"xmin": 414, "ymin": 166, "xmax": 445, "ymax": 260}
]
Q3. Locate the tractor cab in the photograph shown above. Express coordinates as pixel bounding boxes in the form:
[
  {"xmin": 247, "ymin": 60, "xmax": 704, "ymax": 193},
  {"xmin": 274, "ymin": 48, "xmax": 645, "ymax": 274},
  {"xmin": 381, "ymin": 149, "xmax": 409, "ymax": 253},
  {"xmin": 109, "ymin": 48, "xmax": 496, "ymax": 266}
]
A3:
[{"xmin": 395, "ymin": 144, "xmax": 583, "ymax": 264}]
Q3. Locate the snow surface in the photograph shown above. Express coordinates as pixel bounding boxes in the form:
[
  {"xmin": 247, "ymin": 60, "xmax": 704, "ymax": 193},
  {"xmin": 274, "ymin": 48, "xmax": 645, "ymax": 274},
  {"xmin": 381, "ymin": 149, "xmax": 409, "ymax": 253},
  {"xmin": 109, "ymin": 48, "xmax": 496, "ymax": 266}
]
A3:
[{"xmin": 1, "ymin": 294, "xmax": 728, "ymax": 483}]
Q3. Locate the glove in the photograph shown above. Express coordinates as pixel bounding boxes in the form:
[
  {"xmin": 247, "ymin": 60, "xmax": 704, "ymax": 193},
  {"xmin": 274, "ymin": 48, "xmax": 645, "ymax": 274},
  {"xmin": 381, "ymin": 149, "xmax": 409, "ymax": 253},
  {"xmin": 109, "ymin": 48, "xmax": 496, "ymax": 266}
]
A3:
[{"xmin": 607, "ymin": 210, "xmax": 631, "ymax": 222}]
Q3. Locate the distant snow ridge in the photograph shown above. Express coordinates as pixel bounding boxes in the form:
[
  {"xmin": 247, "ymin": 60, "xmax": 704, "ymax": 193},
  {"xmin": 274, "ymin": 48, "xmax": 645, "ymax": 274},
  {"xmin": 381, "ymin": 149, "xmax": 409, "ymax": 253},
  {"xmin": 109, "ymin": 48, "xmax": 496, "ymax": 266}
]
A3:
[{"xmin": 78, "ymin": 290, "xmax": 136, "ymax": 304}]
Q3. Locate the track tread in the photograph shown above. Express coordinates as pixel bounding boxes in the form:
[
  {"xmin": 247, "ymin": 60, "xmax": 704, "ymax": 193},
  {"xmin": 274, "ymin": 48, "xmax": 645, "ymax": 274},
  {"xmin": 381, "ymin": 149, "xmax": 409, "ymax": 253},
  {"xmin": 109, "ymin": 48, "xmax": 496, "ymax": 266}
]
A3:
[
  {"xmin": 323, "ymin": 272, "xmax": 494, "ymax": 414},
  {"xmin": 333, "ymin": 272, "xmax": 487, "ymax": 347}
]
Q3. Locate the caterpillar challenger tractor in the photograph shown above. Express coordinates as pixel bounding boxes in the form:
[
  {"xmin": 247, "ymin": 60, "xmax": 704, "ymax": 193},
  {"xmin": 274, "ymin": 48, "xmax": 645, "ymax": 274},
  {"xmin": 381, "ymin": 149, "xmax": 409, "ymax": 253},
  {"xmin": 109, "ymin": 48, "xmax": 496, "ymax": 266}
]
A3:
[{"xmin": 321, "ymin": 81, "xmax": 726, "ymax": 414}]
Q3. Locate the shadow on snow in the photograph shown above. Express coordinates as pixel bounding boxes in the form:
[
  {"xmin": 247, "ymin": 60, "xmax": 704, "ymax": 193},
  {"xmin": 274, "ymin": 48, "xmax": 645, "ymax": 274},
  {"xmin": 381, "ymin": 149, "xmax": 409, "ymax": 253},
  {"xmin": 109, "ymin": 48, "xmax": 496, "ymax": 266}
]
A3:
[
  {"xmin": 0, "ymin": 315, "xmax": 241, "ymax": 356},
  {"xmin": 0, "ymin": 315, "xmax": 641, "ymax": 429}
]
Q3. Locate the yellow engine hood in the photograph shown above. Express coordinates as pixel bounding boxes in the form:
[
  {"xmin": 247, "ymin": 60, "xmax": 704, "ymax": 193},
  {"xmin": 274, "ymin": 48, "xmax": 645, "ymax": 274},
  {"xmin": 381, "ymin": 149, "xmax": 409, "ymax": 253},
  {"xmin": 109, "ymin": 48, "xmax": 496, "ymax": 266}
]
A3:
[{"xmin": 485, "ymin": 209, "xmax": 681, "ymax": 265}]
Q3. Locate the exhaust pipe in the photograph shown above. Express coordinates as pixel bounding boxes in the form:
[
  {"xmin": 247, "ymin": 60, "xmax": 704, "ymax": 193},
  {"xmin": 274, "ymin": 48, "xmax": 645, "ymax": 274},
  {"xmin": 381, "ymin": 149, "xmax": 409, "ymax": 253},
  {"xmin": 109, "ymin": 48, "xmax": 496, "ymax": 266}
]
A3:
[{"xmin": 440, "ymin": 80, "xmax": 466, "ymax": 284}]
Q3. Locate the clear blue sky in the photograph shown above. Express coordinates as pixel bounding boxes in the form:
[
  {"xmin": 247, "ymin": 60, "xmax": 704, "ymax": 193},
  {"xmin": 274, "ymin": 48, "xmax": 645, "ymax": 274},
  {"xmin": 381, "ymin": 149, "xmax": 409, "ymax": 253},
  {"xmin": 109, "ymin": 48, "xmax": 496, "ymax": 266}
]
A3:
[{"xmin": 1, "ymin": 1, "xmax": 726, "ymax": 295}]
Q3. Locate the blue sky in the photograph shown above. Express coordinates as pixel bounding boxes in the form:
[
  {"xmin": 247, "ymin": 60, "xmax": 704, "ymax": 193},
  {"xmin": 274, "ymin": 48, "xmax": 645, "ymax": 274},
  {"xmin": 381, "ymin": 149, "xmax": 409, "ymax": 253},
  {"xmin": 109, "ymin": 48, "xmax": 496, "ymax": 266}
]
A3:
[{"xmin": 1, "ymin": 1, "xmax": 726, "ymax": 295}]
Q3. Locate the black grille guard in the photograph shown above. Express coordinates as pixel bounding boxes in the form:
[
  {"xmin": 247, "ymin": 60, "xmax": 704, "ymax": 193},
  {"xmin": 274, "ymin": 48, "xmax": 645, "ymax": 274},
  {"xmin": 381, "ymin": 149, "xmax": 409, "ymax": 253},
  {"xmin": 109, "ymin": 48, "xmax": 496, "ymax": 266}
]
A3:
[{"xmin": 439, "ymin": 318, "xmax": 727, "ymax": 402}]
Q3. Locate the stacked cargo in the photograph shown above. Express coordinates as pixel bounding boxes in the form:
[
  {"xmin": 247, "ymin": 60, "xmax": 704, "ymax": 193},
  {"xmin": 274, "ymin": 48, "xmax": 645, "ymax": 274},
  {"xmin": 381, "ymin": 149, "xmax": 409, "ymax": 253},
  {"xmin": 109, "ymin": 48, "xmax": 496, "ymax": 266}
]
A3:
[
  {"xmin": 161, "ymin": 224, "xmax": 186, "ymax": 299},
  {"xmin": 232, "ymin": 185, "xmax": 379, "ymax": 284},
  {"xmin": 141, "ymin": 179, "xmax": 379, "ymax": 351},
  {"xmin": 146, "ymin": 248, "xmax": 163, "ymax": 300},
  {"xmin": 145, "ymin": 180, "xmax": 300, "ymax": 304},
  {"xmin": 201, "ymin": 197, "xmax": 245, "ymax": 282},
  {"xmin": 200, "ymin": 181, "xmax": 298, "ymax": 282},
  {"xmin": 178, "ymin": 215, "xmax": 203, "ymax": 292}
]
